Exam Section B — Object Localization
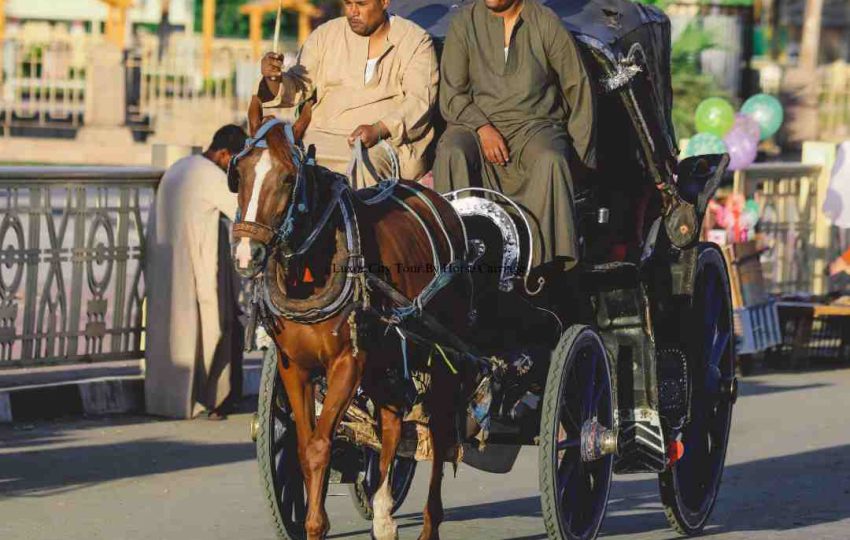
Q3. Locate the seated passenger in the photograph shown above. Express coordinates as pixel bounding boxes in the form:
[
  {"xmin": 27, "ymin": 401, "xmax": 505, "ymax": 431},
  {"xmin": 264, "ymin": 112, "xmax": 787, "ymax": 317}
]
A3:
[
  {"xmin": 433, "ymin": 0, "xmax": 596, "ymax": 277},
  {"xmin": 257, "ymin": 0, "xmax": 438, "ymax": 187}
]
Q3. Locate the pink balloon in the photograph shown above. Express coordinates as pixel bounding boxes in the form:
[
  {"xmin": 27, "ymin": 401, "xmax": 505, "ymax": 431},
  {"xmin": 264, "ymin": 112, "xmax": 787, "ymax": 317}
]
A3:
[
  {"xmin": 724, "ymin": 122, "xmax": 759, "ymax": 171},
  {"xmin": 735, "ymin": 113, "xmax": 761, "ymax": 144}
]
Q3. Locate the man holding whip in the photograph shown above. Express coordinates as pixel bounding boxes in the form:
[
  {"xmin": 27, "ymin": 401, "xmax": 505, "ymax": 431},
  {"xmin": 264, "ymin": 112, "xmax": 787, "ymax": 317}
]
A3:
[{"xmin": 258, "ymin": 0, "xmax": 439, "ymax": 186}]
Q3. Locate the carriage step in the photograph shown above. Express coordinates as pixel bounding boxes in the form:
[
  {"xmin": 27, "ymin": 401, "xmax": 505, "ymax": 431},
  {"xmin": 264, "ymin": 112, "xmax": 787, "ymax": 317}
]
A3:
[
  {"xmin": 582, "ymin": 262, "xmax": 640, "ymax": 292},
  {"xmin": 614, "ymin": 409, "xmax": 667, "ymax": 474}
]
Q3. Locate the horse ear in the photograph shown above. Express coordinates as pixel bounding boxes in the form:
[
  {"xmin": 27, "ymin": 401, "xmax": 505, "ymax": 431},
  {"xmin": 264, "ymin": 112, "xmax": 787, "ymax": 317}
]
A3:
[{"xmin": 248, "ymin": 95, "xmax": 263, "ymax": 137}]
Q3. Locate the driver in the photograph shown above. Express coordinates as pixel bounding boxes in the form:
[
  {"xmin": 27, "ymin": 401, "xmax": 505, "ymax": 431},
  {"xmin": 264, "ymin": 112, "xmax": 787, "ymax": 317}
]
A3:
[
  {"xmin": 433, "ymin": 0, "xmax": 596, "ymax": 275},
  {"xmin": 257, "ymin": 0, "xmax": 438, "ymax": 187}
]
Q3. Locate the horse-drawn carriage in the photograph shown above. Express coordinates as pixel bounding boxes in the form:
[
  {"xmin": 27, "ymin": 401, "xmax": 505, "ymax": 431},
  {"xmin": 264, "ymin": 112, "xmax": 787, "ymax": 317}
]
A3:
[{"xmin": 237, "ymin": 1, "xmax": 737, "ymax": 539}]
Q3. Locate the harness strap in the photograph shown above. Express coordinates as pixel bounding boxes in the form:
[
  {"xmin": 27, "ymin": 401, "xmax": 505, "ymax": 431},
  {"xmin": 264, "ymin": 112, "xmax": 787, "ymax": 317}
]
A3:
[{"xmin": 233, "ymin": 221, "xmax": 275, "ymax": 244}]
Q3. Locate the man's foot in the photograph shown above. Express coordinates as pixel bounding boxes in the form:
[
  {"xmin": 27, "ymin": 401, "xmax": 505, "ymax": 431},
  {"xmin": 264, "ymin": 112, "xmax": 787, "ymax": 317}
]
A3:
[{"xmin": 206, "ymin": 410, "xmax": 228, "ymax": 421}]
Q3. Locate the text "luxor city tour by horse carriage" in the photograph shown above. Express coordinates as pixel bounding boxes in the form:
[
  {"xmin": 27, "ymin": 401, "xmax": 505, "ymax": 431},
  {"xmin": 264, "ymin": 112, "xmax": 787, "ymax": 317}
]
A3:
[{"xmin": 228, "ymin": 1, "xmax": 738, "ymax": 540}]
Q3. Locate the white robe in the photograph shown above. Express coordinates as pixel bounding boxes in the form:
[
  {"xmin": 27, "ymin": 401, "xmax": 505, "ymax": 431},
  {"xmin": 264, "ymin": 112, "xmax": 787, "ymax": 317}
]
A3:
[
  {"xmin": 144, "ymin": 155, "xmax": 241, "ymax": 419},
  {"xmin": 824, "ymin": 141, "xmax": 850, "ymax": 228}
]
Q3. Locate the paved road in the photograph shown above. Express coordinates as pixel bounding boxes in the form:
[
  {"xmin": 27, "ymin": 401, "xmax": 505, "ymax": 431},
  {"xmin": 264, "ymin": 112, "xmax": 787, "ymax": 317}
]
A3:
[{"xmin": 1, "ymin": 368, "xmax": 849, "ymax": 540}]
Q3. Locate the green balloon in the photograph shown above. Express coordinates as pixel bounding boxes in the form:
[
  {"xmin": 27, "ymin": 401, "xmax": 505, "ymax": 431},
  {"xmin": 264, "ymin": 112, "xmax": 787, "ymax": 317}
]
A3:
[
  {"xmin": 741, "ymin": 93, "xmax": 784, "ymax": 141},
  {"xmin": 695, "ymin": 97, "xmax": 736, "ymax": 137},
  {"xmin": 684, "ymin": 132, "xmax": 728, "ymax": 158}
]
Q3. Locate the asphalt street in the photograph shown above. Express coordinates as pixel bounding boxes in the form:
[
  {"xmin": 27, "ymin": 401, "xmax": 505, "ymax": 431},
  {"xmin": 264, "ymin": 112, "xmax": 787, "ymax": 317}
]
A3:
[{"xmin": 1, "ymin": 367, "xmax": 849, "ymax": 540}]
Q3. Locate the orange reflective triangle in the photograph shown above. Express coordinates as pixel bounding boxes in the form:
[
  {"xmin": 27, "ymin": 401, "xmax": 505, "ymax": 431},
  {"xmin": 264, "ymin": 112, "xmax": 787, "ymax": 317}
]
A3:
[{"xmin": 302, "ymin": 266, "xmax": 314, "ymax": 283}]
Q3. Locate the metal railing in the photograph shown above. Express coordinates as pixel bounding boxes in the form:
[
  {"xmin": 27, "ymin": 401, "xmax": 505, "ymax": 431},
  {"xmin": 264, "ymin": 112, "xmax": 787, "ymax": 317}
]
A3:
[
  {"xmin": 1, "ymin": 40, "xmax": 88, "ymax": 132},
  {"xmin": 733, "ymin": 162, "xmax": 828, "ymax": 296},
  {"xmin": 0, "ymin": 167, "xmax": 162, "ymax": 367}
]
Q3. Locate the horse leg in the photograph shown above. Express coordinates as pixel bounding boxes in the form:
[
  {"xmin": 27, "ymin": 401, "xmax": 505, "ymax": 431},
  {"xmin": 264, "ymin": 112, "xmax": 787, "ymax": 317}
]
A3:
[
  {"xmin": 303, "ymin": 351, "xmax": 364, "ymax": 540},
  {"xmin": 277, "ymin": 361, "xmax": 316, "ymax": 508},
  {"xmin": 372, "ymin": 404, "xmax": 403, "ymax": 540},
  {"xmin": 418, "ymin": 374, "xmax": 456, "ymax": 540}
]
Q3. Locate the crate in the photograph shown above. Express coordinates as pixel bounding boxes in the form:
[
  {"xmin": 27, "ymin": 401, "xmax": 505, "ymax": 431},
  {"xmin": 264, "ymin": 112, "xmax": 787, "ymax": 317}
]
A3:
[
  {"xmin": 734, "ymin": 300, "xmax": 782, "ymax": 355},
  {"xmin": 723, "ymin": 240, "xmax": 769, "ymax": 310}
]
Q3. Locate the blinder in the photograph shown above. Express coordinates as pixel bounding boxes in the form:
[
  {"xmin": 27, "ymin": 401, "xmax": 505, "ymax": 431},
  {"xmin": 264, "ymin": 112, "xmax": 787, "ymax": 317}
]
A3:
[
  {"xmin": 227, "ymin": 118, "xmax": 298, "ymax": 195},
  {"xmin": 227, "ymin": 156, "xmax": 241, "ymax": 193}
]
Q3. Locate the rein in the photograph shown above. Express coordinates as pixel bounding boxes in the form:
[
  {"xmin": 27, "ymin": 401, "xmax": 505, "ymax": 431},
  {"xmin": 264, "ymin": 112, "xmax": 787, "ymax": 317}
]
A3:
[{"xmin": 235, "ymin": 122, "xmax": 477, "ymax": 367}]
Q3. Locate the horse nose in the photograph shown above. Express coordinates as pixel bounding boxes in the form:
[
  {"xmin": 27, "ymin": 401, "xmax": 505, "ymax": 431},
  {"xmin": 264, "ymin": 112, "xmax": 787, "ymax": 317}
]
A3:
[{"xmin": 233, "ymin": 238, "xmax": 267, "ymax": 277}]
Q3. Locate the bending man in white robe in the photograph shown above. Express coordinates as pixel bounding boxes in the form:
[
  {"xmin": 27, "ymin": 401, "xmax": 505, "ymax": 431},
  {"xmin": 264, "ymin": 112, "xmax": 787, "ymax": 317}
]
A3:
[{"xmin": 145, "ymin": 125, "xmax": 248, "ymax": 419}]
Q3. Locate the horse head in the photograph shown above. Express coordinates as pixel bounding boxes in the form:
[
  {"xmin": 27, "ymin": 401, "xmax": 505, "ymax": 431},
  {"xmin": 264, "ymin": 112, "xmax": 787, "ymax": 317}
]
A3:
[{"xmin": 229, "ymin": 96, "xmax": 307, "ymax": 278}]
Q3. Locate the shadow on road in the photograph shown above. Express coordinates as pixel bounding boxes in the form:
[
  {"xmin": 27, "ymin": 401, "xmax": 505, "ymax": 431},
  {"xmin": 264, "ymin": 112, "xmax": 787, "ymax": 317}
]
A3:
[
  {"xmin": 333, "ymin": 443, "xmax": 850, "ymax": 539},
  {"xmin": 738, "ymin": 380, "xmax": 831, "ymax": 398},
  {"xmin": 0, "ymin": 437, "xmax": 254, "ymax": 498}
]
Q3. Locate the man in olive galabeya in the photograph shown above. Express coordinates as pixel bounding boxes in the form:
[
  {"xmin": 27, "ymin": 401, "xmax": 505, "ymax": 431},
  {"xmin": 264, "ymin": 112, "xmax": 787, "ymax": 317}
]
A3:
[{"xmin": 434, "ymin": 0, "xmax": 596, "ymax": 273}]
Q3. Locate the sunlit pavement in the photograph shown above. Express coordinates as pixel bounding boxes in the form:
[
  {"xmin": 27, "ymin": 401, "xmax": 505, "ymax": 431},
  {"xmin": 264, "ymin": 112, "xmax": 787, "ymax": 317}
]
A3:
[{"xmin": 1, "ymin": 367, "xmax": 849, "ymax": 540}]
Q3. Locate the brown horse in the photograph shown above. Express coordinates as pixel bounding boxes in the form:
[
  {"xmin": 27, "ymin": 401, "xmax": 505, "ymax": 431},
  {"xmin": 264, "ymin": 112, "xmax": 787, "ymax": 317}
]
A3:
[{"xmin": 230, "ymin": 98, "xmax": 471, "ymax": 540}]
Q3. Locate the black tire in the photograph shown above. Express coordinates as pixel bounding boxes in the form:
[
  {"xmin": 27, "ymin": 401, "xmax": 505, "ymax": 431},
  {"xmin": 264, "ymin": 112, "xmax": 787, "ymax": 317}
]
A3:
[
  {"xmin": 737, "ymin": 354, "xmax": 755, "ymax": 376},
  {"xmin": 540, "ymin": 325, "xmax": 615, "ymax": 540},
  {"xmin": 659, "ymin": 244, "xmax": 736, "ymax": 535},
  {"xmin": 349, "ymin": 448, "xmax": 417, "ymax": 520},
  {"xmin": 256, "ymin": 347, "xmax": 307, "ymax": 540}
]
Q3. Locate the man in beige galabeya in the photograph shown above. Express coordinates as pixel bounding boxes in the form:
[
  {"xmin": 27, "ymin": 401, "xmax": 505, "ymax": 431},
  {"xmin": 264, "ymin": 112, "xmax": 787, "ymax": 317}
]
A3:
[{"xmin": 258, "ymin": 0, "xmax": 438, "ymax": 186}]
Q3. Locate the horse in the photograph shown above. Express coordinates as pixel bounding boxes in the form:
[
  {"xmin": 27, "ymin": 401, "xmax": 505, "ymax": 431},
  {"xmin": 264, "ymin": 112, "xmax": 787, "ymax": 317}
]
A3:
[{"xmin": 229, "ymin": 97, "xmax": 473, "ymax": 540}]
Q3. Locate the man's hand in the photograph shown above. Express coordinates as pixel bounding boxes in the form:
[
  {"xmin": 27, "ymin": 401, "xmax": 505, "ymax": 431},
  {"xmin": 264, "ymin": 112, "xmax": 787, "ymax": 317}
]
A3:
[
  {"xmin": 348, "ymin": 123, "xmax": 386, "ymax": 149},
  {"xmin": 261, "ymin": 52, "xmax": 284, "ymax": 81},
  {"xmin": 477, "ymin": 124, "xmax": 509, "ymax": 166}
]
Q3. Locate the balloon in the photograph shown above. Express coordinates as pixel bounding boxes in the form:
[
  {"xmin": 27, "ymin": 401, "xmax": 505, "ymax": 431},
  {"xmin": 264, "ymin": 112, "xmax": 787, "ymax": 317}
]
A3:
[
  {"xmin": 736, "ymin": 113, "xmax": 762, "ymax": 143},
  {"xmin": 684, "ymin": 132, "xmax": 728, "ymax": 158},
  {"xmin": 695, "ymin": 97, "xmax": 736, "ymax": 137},
  {"xmin": 745, "ymin": 199, "xmax": 760, "ymax": 216},
  {"xmin": 741, "ymin": 207, "xmax": 760, "ymax": 230},
  {"xmin": 724, "ymin": 122, "xmax": 759, "ymax": 171},
  {"xmin": 741, "ymin": 93, "xmax": 784, "ymax": 140}
]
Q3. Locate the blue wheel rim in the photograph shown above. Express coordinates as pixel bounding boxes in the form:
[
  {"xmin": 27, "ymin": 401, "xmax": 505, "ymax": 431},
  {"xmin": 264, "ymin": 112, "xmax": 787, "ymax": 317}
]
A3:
[
  {"xmin": 673, "ymin": 257, "xmax": 733, "ymax": 517},
  {"xmin": 555, "ymin": 335, "xmax": 614, "ymax": 539},
  {"xmin": 271, "ymin": 376, "xmax": 307, "ymax": 538},
  {"xmin": 359, "ymin": 448, "xmax": 416, "ymax": 512}
]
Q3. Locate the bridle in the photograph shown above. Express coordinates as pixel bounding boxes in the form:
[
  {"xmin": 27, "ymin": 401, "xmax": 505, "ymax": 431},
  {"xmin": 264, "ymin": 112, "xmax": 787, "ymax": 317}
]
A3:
[{"xmin": 229, "ymin": 119, "xmax": 311, "ymax": 261}]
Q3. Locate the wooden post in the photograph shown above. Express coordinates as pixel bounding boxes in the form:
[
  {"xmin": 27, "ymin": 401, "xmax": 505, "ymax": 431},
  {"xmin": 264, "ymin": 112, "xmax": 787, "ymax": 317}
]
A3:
[
  {"xmin": 99, "ymin": 0, "xmax": 131, "ymax": 49},
  {"xmin": 249, "ymin": 10, "xmax": 263, "ymax": 61},
  {"xmin": 202, "ymin": 0, "xmax": 215, "ymax": 79},
  {"xmin": 0, "ymin": 0, "xmax": 6, "ymax": 44},
  {"xmin": 799, "ymin": 0, "xmax": 824, "ymax": 72},
  {"xmin": 298, "ymin": 10, "xmax": 312, "ymax": 46},
  {"xmin": 0, "ymin": 0, "xmax": 6, "ymax": 78},
  {"xmin": 802, "ymin": 141, "xmax": 836, "ymax": 295}
]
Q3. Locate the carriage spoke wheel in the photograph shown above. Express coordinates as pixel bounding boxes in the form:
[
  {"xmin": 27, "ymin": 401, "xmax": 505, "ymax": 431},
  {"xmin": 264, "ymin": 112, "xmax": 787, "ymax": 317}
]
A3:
[
  {"xmin": 256, "ymin": 348, "xmax": 307, "ymax": 540},
  {"xmin": 660, "ymin": 244, "xmax": 736, "ymax": 536},
  {"xmin": 349, "ymin": 447, "xmax": 417, "ymax": 520},
  {"xmin": 540, "ymin": 326, "xmax": 614, "ymax": 540}
]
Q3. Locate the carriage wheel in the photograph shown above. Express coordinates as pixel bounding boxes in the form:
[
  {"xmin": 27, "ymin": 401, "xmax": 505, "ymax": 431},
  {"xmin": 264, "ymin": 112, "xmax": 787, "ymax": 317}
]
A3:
[
  {"xmin": 349, "ymin": 448, "xmax": 417, "ymax": 520},
  {"xmin": 540, "ymin": 325, "xmax": 615, "ymax": 540},
  {"xmin": 256, "ymin": 347, "xmax": 307, "ymax": 540},
  {"xmin": 659, "ymin": 244, "xmax": 736, "ymax": 535}
]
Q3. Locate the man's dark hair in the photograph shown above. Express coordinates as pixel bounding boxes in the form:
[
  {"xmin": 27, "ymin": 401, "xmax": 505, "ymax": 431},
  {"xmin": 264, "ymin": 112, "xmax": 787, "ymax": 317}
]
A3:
[{"xmin": 208, "ymin": 124, "xmax": 248, "ymax": 154}]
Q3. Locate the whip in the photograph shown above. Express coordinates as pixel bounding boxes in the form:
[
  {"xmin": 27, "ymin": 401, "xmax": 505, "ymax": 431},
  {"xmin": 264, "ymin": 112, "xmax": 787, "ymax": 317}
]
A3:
[{"xmin": 272, "ymin": 0, "xmax": 283, "ymax": 54}]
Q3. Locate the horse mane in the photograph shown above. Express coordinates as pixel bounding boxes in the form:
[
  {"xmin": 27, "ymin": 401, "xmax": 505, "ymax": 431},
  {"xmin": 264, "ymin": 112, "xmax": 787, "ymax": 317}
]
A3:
[{"xmin": 265, "ymin": 123, "xmax": 297, "ymax": 177}]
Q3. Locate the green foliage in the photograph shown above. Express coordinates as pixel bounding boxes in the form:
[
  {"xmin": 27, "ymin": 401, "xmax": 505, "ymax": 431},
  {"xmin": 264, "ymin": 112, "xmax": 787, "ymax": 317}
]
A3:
[
  {"xmin": 192, "ymin": 0, "xmax": 300, "ymax": 38},
  {"xmin": 633, "ymin": 1, "xmax": 731, "ymax": 139},
  {"xmin": 669, "ymin": 22, "xmax": 731, "ymax": 139}
]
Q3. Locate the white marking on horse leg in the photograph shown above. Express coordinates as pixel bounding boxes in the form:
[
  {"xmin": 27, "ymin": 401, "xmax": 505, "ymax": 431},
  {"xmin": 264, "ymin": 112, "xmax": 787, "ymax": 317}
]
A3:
[
  {"xmin": 245, "ymin": 151, "xmax": 271, "ymax": 222},
  {"xmin": 235, "ymin": 237, "xmax": 253, "ymax": 269},
  {"xmin": 371, "ymin": 473, "xmax": 398, "ymax": 540}
]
